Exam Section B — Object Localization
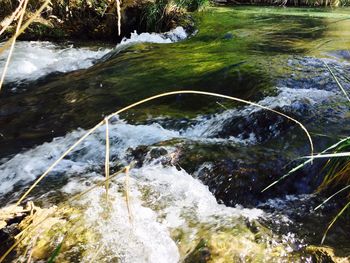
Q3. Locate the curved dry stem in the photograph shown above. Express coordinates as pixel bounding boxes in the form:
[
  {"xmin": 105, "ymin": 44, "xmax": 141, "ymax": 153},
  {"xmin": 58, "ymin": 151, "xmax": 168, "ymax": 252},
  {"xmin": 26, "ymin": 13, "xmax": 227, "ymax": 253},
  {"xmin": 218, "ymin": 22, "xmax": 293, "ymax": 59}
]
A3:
[
  {"xmin": 105, "ymin": 90, "xmax": 313, "ymax": 154},
  {"xmin": 16, "ymin": 90, "xmax": 313, "ymax": 206}
]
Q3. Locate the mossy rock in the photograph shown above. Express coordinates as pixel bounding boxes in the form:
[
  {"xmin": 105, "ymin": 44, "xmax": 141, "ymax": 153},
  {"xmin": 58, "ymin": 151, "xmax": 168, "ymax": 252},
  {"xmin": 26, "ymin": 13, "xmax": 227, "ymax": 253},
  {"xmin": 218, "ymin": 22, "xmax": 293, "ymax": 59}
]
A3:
[
  {"xmin": 306, "ymin": 246, "xmax": 350, "ymax": 263},
  {"xmin": 178, "ymin": 221, "xmax": 303, "ymax": 262},
  {"xmin": 21, "ymin": 22, "xmax": 67, "ymax": 40}
]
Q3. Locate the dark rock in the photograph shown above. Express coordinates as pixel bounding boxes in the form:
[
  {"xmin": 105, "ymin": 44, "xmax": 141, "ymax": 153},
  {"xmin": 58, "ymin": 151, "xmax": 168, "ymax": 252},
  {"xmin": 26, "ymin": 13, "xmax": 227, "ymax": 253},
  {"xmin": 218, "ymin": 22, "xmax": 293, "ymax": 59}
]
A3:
[{"xmin": 223, "ymin": 32, "xmax": 234, "ymax": 40}]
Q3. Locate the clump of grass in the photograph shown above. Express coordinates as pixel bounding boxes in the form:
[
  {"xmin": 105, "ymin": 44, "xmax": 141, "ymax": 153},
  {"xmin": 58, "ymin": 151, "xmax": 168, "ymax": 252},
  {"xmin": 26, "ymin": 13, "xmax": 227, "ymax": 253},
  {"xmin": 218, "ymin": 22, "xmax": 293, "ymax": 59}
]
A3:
[
  {"xmin": 143, "ymin": 0, "xmax": 172, "ymax": 32},
  {"xmin": 142, "ymin": 0, "xmax": 207, "ymax": 32},
  {"xmin": 308, "ymin": 141, "xmax": 350, "ymax": 244},
  {"xmin": 174, "ymin": 0, "xmax": 209, "ymax": 12},
  {"xmin": 264, "ymin": 58, "xmax": 350, "ymax": 244},
  {"xmin": 318, "ymin": 140, "xmax": 350, "ymax": 192}
]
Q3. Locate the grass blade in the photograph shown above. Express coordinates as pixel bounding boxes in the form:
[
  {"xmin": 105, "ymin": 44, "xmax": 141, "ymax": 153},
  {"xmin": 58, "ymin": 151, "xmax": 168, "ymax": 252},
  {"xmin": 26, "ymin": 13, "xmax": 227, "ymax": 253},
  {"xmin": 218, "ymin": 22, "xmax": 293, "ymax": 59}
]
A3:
[
  {"xmin": 323, "ymin": 60, "xmax": 350, "ymax": 103},
  {"xmin": 321, "ymin": 201, "xmax": 350, "ymax": 244},
  {"xmin": 262, "ymin": 136, "xmax": 350, "ymax": 192},
  {"xmin": 47, "ymin": 238, "xmax": 64, "ymax": 263},
  {"xmin": 315, "ymin": 185, "xmax": 350, "ymax": 210}
]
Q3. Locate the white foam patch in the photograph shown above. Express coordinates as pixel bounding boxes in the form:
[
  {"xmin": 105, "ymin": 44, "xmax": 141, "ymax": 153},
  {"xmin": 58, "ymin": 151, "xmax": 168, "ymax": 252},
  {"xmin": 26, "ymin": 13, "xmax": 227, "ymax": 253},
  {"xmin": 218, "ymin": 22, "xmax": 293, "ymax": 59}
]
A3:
[
  {"xmin": 0, "ymin": 27, "xmax": 188, "ymax": 84},
  {"xmin": 75, "ymin": 165, "xmax": 263, "ymax": 262},
  {"xmin": 183, "ymin": 87, "xmax": 337, "ymax": 138},
  {"xmin": 0, "ymin": 41, "xmax": 111, "ymax": 83},
  {"xmin": 119, "ymin": 26, "xmax": 188, "ymax": 46},
  {"xmin": 0, "ymin": 87, "xmax": 337, "ymax": 195},
  {"xmin": 0, "ymin": 120, "xmax": 180, "ymax": 195}
]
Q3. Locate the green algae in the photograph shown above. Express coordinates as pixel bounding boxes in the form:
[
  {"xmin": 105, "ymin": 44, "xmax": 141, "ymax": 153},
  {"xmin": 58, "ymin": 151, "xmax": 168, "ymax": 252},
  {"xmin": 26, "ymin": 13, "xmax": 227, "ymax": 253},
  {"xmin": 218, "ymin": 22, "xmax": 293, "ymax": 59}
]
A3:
[{"xmin": 2, "ymin": 6, "xmax": 350, "ymax": 156}]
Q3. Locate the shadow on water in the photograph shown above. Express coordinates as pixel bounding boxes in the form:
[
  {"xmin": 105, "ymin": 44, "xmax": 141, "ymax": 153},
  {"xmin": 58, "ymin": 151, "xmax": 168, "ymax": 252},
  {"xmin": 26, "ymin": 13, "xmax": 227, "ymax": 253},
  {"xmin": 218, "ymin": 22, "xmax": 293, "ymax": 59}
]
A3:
[{"xmin": 250, "ymin": 15, "xmax": 327, "ymax": 54}]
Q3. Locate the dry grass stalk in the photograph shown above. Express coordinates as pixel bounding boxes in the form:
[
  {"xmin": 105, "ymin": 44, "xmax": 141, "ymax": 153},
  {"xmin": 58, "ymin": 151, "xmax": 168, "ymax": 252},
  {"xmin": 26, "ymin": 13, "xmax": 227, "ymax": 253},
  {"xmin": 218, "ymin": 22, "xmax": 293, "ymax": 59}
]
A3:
[
  {"xmin": 0, "ymin": 0, "xmax": 29, "ymax": 92},
  {"xmin": 0, "ymin": 0, "xmax": 51, "ymax": 56},
  {"xmin": 124, "ymin": 165, "xmax": 133, "ymax": 223},
  {"xmin": 0, "ymin": 0, "xmax": 25, "ymax": 36},
  {"xmin": 68, "ymin": 166, "xmax": 132, "ymax": 203},
  {"xmin": 88, "ymin": 244, "xmax": 104, "ymax": 263},
  {"xmin": 104, "ymin": 118, "xmax": 110, "ymax": 202},
  {"xmin": 116, "ymin": 0, "xmax": 122, "ymax": 35}
]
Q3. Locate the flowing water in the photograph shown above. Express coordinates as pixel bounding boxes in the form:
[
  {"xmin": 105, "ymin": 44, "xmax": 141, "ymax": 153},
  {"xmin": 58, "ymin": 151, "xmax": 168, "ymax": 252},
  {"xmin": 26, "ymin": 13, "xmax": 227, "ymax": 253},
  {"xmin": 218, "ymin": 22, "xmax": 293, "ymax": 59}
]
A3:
[{"xmin": 1, "ymin": 6, "xmax": 350, "ymax": 262}]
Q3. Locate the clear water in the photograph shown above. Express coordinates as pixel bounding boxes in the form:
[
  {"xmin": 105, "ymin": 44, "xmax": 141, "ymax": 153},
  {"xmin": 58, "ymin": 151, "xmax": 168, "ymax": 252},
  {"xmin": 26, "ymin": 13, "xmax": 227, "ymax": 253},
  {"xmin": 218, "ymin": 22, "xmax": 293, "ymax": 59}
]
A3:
[{"xmin": 1, "ymin": 6, "xmax": 350, "ymax": 262}]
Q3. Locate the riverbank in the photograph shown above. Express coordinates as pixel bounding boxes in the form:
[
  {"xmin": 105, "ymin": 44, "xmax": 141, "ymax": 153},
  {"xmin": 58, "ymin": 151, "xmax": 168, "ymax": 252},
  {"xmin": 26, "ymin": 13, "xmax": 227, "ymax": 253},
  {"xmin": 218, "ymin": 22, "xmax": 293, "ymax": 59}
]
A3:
[
  {"xmin": 0, "ymin": 0, "xmax": 198, "ymax": 42},
  {"xmin": 2, "ymin": 0, "xmax": 350, "ymax": 43}
]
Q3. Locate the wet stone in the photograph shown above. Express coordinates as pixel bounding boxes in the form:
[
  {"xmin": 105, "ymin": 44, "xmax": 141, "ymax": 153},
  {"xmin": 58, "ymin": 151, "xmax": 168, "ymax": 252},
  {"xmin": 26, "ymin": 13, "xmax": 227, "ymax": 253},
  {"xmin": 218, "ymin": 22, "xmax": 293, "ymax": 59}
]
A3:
[{"xmin": 223, "ymin": 33, "xmax": 234, "ymax": 40}]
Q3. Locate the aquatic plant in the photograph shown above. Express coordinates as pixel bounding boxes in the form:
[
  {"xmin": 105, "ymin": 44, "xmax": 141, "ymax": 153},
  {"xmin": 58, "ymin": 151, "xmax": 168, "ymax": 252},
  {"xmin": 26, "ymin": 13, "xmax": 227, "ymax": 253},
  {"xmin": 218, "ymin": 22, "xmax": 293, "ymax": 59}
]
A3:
[
  {"xmin": 263, "ymin": 59, "xmax": 350, "ymax": 244},
  {"xmin": 143, "ymin": 0, "xmax": 173, "ymax": 32},
  {"xmin": 142, "ymin": 0, "xmax": 207, "ymax": 32},
  {"xmin": 312, "ymin": 139, "xmax": 350, "ymax": 243}
]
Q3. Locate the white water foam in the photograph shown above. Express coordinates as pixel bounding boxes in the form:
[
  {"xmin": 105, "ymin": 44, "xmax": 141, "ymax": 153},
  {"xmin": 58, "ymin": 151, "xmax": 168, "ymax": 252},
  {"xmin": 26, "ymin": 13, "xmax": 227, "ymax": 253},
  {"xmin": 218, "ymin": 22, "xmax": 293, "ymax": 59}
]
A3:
[
  {"xmin": 0, "ymin": 120, "xmax": 180, "ymax": 195},
  {"xmin": 0, "ymin": 86, "xmax": 326, "ymax": 261},
  {"xmin": 0, "ymin": 87, "xmax": 337, "ymax": 195},
  {"xmin": 119, "ymin": 26, "xmax": 188, "ymax": 46},
  {"xmin": 70, "ymin": 165, "xmax": 263, "ymax": 263},
  {"xmin": 0, "ymin": 41, "xmax": 111, "ymax": 84},
  {"xmin": 0, "ymin": 27, "xmax": 188, "ymax": 84},
  {"xmin": 184, "ymin": 87, "xmax": 337, "ymax": 139}
]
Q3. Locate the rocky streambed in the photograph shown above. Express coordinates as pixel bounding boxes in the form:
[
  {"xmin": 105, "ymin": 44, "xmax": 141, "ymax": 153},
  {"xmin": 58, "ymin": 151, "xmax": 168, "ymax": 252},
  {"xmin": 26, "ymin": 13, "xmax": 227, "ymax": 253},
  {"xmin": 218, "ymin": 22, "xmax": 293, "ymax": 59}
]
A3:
[{"xmin": 1, "ymin": 6, "xmax": 350, "ymax": 262}]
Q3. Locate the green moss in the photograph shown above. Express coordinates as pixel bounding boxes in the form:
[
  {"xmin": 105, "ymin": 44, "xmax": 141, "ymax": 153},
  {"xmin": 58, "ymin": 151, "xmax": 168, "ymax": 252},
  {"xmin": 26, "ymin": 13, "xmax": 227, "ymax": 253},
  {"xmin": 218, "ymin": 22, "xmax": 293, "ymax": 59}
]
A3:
[{"xmin": 175, "ymin": 220, "xmax": 304, "ymax": 262}]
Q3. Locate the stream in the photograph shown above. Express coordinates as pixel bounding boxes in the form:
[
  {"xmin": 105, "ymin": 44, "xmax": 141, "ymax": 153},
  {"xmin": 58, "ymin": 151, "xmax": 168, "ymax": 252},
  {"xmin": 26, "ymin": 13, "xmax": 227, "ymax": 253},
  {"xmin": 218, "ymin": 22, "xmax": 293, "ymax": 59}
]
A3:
[{"xmin": 1, "ymin": 6, "xmax": 350, "ymax": 262}]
